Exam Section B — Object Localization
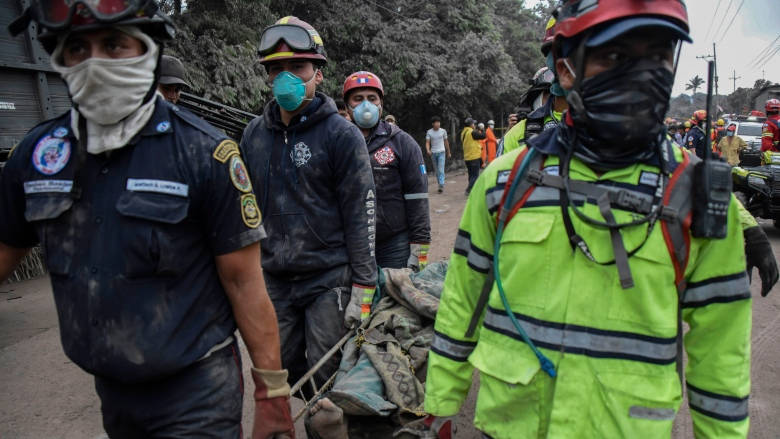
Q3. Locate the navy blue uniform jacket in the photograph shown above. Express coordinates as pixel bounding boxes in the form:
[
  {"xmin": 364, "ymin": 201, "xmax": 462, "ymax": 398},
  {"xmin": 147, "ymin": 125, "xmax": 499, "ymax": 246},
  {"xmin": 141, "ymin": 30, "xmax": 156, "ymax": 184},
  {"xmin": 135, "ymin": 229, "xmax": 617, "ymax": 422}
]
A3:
[
  {"xmin": 365, "ymin": 120, "xmax": 430, "ymax": 245},
  {"xmin": 0, "ymin": 97, "xmax": 265, "ymax": 383},
  {"xmin": 240, "ymin": 93, "xmax": 377, "ymax": 287}
]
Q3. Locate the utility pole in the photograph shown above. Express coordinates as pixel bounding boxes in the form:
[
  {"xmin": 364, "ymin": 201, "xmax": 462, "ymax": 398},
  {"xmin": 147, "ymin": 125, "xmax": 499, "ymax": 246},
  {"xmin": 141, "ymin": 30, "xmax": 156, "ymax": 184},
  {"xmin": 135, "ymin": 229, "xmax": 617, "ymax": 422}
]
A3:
[
  {"xmin": 729, "ymin": 70, "xmax": 741, "ymax": 93},
  {"xmin": 696, "ymin": 44, "xmax": 719, "ymax": 115}
]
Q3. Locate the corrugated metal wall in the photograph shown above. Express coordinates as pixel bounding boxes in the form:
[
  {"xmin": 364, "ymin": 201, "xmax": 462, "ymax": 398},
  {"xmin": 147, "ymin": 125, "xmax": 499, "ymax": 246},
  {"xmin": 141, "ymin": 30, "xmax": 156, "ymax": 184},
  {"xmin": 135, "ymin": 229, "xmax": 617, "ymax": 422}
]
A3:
[{"xmin": 0, "ymin": 0, "xmax": 71, "ymax": 162}]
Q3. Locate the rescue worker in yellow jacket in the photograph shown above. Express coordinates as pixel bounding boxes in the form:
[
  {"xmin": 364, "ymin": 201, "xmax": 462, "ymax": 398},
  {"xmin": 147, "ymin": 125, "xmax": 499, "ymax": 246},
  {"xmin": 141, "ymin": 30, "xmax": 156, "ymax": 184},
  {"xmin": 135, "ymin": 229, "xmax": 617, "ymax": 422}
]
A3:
[
  {"xmin": 424, "ymin": 2, "xmax": 754, "ymax": 438},
  {"xmin": 461, "ymin": 118, "xmax": 486, "ymax": 195}
]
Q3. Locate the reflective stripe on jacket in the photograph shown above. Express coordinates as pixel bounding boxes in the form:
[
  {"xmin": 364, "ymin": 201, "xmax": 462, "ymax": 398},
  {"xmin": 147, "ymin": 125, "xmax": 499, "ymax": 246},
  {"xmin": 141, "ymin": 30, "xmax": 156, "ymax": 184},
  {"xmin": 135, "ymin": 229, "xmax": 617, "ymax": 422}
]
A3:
[{"xmin": 425, "ymin": 134, "xmax": 751, "ymax": 438}]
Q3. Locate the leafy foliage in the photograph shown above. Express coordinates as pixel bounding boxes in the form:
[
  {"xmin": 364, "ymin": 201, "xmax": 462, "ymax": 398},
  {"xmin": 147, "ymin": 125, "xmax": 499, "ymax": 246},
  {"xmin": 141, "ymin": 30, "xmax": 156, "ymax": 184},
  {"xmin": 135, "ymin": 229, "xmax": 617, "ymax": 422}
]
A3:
[
  {"xmin": 685, "ymin": 75, "xmax": 704, "ymax": 95},
  {"xmin": 163, "ymin": 0, "xmax": 553, "ymax": 151}
]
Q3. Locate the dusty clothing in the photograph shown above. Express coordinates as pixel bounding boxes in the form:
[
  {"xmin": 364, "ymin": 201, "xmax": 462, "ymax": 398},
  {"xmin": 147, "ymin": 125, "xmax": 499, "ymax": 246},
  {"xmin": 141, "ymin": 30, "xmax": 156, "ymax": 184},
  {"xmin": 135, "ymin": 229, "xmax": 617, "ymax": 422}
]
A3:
[
  {"xmin": 718, "ymin": 135, "xmax": 747, "ymax": 165},
  {"xmin": 96, "ymin": 340, "xmax": 244, "ymax": 438},
  {"xmin": 0, "ymin": 97, "xmax": 264, "ymax": 383},
  {"xmin": 324, "ymin": 263, "xmax": 446, "ymax": 435},
  {"xmin": 240, "ymin": 92, "xmax": 377, "ymax": 287},
  {"xmin": 365, "ymin": 120, "xmax": 430, "ymax": 247},
  {"xmin": 264, "ymin": 264, "xmax": 352, "ymax": 390}
]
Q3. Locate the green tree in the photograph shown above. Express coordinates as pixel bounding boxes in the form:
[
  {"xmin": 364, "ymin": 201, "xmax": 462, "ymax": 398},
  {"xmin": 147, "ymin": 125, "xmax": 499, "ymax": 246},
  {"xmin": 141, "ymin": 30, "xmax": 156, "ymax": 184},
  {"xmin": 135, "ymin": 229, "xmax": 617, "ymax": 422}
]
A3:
[
  {"xmin": 685, "ymin": 75, "xmax": 705, "ymax": 95},
  {"xmin": 166, "ymin": 0, "xmax": 550, "ymax": 151}
]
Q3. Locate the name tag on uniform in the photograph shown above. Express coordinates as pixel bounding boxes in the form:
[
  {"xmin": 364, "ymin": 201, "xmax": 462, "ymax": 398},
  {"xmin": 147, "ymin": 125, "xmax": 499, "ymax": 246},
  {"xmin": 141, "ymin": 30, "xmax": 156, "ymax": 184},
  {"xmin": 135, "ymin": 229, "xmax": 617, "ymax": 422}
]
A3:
[
  {"xmin": 639, "ymin": 171, "xmax": 660, "ymax": 187},
  {"xmin": 23, "ymin": 179, "xmax": 73, "ymax": 194},
  {"xmin": 126, "ymin": 179, "xmax": 189, "ymax": 197}
]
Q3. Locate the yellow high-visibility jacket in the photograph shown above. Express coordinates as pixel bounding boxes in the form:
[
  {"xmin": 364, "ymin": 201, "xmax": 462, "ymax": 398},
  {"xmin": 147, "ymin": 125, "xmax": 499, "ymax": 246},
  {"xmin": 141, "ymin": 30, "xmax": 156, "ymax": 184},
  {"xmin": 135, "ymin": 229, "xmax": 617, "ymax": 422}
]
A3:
[{"xmin": 425, "ymin": 134, "xmax": 752, "ymax": 438}]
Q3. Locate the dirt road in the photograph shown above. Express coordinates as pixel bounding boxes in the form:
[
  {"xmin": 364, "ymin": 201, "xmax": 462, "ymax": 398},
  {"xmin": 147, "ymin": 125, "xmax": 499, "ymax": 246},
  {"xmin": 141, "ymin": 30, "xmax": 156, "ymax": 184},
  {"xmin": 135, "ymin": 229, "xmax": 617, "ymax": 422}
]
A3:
[{"xmin": 1, "ymin": 169, "xmax": 779, "ymax": 438}]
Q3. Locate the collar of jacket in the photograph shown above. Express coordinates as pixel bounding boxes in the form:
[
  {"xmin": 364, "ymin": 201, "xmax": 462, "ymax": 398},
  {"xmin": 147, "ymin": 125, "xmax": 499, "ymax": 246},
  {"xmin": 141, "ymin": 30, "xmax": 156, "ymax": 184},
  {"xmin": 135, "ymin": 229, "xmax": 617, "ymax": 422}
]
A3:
[
  {"xmin": 365, "ymin": 119, "xmax": 400, "ymax": 150},
  {"xmin": 527, "ymin": 125, "xmax": 663, "ymax": 170},
  {"xmin": 263, "ymin": 91, "xmax": 336, "ymax": 132}
]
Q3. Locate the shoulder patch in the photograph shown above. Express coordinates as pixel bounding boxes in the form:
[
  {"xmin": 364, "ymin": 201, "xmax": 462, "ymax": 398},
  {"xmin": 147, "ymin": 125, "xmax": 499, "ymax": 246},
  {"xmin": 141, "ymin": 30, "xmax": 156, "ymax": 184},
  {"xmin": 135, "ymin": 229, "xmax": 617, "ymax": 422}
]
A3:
[
  {"xmin": 229, "ymin": 155, "xmax": 252, "ymax": 192},
  {"xmin": 240, "ymin": 193, "xmax": 261, "ymax": 228},
  {"xmin": 213, "ymin": 139, "xmax": 240, "ymax": 163}
]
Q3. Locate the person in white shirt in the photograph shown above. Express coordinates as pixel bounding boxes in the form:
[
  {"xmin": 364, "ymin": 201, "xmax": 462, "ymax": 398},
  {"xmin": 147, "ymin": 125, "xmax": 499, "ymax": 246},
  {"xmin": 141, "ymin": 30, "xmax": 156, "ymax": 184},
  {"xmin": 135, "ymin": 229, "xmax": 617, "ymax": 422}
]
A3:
[{"xmin": 425, "ymin": 116, "xmax": 451, "ymax": 193}]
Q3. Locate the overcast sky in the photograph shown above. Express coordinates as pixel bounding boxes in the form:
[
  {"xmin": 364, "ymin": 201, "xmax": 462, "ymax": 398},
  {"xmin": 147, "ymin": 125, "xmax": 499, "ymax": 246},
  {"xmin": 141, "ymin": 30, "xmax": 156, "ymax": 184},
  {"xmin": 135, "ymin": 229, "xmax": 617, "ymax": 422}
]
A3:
[
  {"xmin": 523, "ymin": 0, "xmax": 779, "ymax": 96},
  {"xmin": 675, "ymin": 0, "xmax": 780, "ymax": 96}
]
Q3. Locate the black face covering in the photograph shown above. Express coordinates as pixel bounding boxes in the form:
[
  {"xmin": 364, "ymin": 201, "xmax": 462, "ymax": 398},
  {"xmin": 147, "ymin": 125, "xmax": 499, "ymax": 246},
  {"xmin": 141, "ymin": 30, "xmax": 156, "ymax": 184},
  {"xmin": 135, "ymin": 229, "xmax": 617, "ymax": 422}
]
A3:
[{"xmin": 566, "ymin": 58, "xmax": 675, "ymax": 169}]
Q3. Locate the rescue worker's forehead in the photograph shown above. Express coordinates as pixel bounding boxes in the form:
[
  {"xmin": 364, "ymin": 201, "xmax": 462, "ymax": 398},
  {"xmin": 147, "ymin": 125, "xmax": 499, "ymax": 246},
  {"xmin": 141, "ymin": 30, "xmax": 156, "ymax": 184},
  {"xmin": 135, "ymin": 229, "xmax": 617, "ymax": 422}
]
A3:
[
  {"xmin": 264, "ymin": 58, "xmax": 315, "ymax": 72},
  {"xmin": 346, "ymin": 87, "xmax": 381, "ymax": 101}
]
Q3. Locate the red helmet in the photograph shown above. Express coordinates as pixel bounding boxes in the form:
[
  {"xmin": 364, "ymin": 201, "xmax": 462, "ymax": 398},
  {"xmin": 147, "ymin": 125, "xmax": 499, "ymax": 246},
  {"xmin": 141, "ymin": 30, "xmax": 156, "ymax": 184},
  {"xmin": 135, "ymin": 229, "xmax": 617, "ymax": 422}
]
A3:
[
  {"xmin": 553, "ymin": 0, "xmax": 690, "ymax": 49},
  {"xmin": 727, "ymin": 124, "xmax": 737, "ymax": 132},
  {"xmin": 766, "ymin": 98, "xmax": 780, "ymax": 113},
  {"xmin": 692, "ymin": 109, "xmax": 707, "ymax": 122},
  {"xmin": 342, "ymin": 71, "xmax": 384, "ymax": 100},
  {"xmin": 258, "ymin": 16, "xmax": 327, "ymax": 65}
]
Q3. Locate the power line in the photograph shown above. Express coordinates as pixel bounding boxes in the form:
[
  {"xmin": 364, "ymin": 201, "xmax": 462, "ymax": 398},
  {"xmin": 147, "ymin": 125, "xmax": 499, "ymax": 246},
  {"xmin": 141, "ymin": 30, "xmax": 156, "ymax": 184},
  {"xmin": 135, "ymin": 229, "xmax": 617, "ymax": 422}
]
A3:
[
  {"xmin": 703, "ymin": 0, "xmax": 723, "ymax": 43},
  {"xmin": 756, "ymin": 46, "xmax": 780, "ymax": 72},
  {"xmin": 747, "ymin": 33, "xmax": 780, "ymax": 68},
  {"xmin": 717, "ymin": 0, "xmax": 746, "ymax": 44},
  {"xmin": 711, "ymin": 0, "xmax": 735, "ymax": 41}
]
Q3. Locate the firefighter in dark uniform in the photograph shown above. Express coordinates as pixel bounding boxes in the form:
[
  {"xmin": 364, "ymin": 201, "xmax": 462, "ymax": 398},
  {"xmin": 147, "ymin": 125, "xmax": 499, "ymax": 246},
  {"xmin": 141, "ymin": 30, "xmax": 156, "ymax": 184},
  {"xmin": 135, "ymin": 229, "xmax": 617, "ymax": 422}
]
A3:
[
  {"xmin": 342, "ymin": 71, "xmax": 432, "ymax": 270},
  {"xmin": 240, "ymin": 17, "xmax": 378, "ymax": 393},
  {"xmin": 686, "ymin": 109, "xmax": 708, "ymax": 158},
  {"xmin": 2, "ymin": 1, "xmax": 293, "ymax": 437}
]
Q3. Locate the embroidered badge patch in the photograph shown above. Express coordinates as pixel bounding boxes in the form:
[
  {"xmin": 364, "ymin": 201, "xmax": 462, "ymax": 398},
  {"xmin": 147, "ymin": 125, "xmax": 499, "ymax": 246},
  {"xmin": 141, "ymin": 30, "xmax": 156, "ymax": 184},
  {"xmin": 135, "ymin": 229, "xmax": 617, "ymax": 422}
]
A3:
[
  {"xmin": 373, "ymin": 146, "xmax": 396, "ymax": 165},
  {"xmin": 32, "ymin": 135, "xmax": 70, "ymax": 175},
  {"xmin": 229, "ymin": 155, "xmax": 252, "ymax": 193},
  {"xmin": 241, "ymin": 193, "xmax": 261, "ymax": 228},
  {"xmin": 213, "ymin": 139, "xmax": 240, "ymax": 163},
  {"xmin": 420, "ymin": 164, "xmax": 426, "ymax": 175},
  {"xmin": 156, "ymin": 121, "xmax": 171, "ymax": 133},
  {"xmin": 52, "ymin": 127, "xmax": 68, "ymax": 138},
  {"xmin": 291, "ymin": 142, "xmax": 312, "ymax": 167}
]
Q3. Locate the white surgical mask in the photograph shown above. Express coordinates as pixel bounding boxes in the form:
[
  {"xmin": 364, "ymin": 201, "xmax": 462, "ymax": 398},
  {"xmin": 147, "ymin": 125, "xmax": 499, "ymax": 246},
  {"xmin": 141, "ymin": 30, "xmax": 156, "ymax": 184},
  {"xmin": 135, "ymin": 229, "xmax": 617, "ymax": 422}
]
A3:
[{"xmin": 52, "ymin": 26, "xmax": 158, "ymax": 126}]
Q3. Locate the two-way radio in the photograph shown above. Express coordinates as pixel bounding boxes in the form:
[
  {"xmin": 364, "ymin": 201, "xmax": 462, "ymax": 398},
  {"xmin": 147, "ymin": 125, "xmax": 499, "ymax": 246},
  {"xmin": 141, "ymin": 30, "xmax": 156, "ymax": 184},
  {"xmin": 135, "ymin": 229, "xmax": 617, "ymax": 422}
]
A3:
[{"xmin": 691, "ymin": 60, "xmax": 732, "ymax": 239}]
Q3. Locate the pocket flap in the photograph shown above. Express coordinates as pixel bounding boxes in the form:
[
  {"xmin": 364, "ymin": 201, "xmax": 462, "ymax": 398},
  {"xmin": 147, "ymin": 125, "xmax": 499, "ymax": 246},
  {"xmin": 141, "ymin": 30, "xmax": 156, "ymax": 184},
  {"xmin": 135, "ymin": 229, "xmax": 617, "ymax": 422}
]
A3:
[
  {"xmin": 500, "ymin": 212, "xmax": 555, "ymax": 244},
  {"xmin": 470, "ymin": 336, "xmax": 541, "ymax": 385},
  {"xmin": 24, "ymin": 195, "xmax": 74, "ymax": 222},
  {"xmin": 116, "ymin": 191, "xmax": 189, "ymax": 224}
]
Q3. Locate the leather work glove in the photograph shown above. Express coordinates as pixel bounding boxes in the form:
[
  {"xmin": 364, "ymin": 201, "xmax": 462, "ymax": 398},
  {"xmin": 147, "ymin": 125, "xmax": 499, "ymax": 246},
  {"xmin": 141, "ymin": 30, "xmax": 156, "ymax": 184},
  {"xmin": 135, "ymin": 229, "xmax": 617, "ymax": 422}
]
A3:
[
  {"xmin": 407, "ymin": 243, "xmax": 430, "ymax": 272},
  {"xmin": 344, "ymin": 284, "xmax": 376, "ymax": 328},
  {"xmin": 423, "ymin": 415, "xmax": 455, "ymax": 439},
  {"xmin": 744, "ymin": 225, "xmax": 779, "ymax": 297},
  {"xmin": 251, "ymin": 368, "xmax": 294, "ymax": 439}
]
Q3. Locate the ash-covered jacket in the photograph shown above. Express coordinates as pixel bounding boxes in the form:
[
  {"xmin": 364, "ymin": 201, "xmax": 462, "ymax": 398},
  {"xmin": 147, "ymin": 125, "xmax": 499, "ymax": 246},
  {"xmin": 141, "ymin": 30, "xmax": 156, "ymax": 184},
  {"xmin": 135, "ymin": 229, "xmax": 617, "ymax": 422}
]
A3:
[
  {"xmin": 365, "ymin": 120, "xmax": 430, "ymax": 245},
  {"xmin": 240, "ymin": 93, "xmax": 377, "ymax": 287}
]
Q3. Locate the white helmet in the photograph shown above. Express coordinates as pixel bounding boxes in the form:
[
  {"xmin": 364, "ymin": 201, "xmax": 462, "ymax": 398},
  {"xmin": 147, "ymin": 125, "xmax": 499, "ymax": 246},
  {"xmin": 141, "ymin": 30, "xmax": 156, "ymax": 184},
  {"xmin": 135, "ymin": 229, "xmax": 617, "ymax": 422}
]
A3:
[
  {"xmin": 487, "ymin": 119, "xmax": 495, "ymax": 126},
  {"xmin": 477, "ymin": 122, "xmax": 485, "ymax": 130}
]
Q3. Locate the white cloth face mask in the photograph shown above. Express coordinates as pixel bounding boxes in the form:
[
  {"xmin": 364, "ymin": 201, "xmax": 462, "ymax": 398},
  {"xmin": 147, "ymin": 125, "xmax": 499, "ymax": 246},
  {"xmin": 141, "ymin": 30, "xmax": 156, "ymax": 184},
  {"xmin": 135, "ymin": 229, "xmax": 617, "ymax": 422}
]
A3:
[{"xmin": 51, "ymin": 27, "xmax": 159, "ymax": 126}]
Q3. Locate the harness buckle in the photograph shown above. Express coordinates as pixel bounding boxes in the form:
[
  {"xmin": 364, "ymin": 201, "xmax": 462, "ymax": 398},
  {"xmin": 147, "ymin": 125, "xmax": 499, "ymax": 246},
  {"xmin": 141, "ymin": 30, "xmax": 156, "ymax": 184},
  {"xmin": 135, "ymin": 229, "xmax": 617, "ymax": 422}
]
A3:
[
  {"xmin": 527, "ymin": 168, "xmax": 545, "ymax": 185},
  {"xmin": 615, "ymin": 190, "xmax": 650, "ymax": 213},
  {"xmin": 660, "ymin": 206, "xmax": 679, "ymax": 222}
]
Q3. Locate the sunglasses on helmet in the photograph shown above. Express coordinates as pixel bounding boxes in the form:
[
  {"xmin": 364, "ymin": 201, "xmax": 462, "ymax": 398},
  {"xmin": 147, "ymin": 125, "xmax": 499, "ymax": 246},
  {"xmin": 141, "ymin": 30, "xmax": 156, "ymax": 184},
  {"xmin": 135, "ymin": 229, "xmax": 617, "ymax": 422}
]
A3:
[
  {"xmin": 257, "ymin": 24, "xmax": 318, "ymax": 56},
  {"xmin": 10, "ymin": 0, "xmax": 157, "ymax": 36}
]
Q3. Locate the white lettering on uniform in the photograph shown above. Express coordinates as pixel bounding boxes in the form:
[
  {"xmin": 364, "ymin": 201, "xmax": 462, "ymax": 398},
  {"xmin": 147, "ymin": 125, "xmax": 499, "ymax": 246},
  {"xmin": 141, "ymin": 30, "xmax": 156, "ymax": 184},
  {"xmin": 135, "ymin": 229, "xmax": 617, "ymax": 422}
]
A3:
[
  {"xmin": 126, "ymin": 179, "xmax": 189, "ymax": 197},
  {"xmin": 23, "ymin": 179, "xmax": 73, "ymax": 194}
]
